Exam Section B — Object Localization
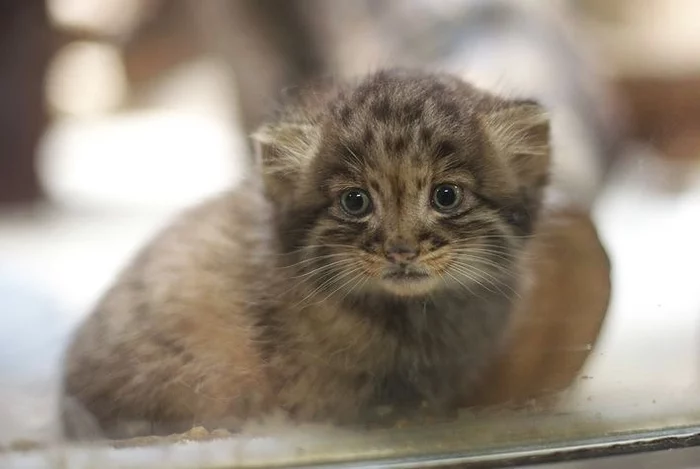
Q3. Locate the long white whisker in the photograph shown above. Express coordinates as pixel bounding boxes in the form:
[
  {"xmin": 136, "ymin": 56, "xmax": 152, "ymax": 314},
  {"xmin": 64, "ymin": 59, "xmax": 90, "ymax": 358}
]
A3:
[
  {"xmin": 449, "ymin": 248, "xmax": 517, "ymax": 263},
  {"xmin": 450, "ymin": 261, "xmax": 519, "ymax": 299},
  {"xmin": 449, "ymin": 264, "xmax": 502, "ymax": 296},
  {"xmin": 451, "ymin": 256, "xmax": 514, "ymax": 275},
  {"xmin": 314, "ymin": 270, "xmax": 366, "ymax": 305},
  {"xmin": 287, "ymin": 258, "xmax": 357, "ymax": 279},
  {"xmin": 275, "ymin": 243, "xmax": 358, "ymax": 257},
  {"xmin": 456, "ymin": 265, "xmax": 511, "ymax": 298},
  {"xmin": 325, "ymin": 271, "xmax": 367, "ymax": 305},
  {"xmin": 280, "ymin": 259, "xmax": 354, "ymax": 295},
  {"xmin": 294, "ymin": 267, "xmax": 363, "ymax": 308},
  {"xmin": 443, "ymin": 270, "xmax": 491, "ymax": 302}
]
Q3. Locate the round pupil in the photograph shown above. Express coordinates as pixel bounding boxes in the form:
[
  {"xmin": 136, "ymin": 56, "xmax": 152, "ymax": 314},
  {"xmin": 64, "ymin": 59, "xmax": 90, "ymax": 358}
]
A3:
[
  {"xmin": 435, "ymin": 185, "xmax": 458, "ymax": 208},
  {"xmin": 343, "ymin": 191, "xmax": 367, "ymax": 213}
]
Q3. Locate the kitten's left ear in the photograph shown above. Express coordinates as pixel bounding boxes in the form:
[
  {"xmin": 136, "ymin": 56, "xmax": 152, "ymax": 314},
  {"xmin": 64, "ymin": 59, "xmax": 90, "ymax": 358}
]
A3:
[
  {"xmin": 251, "ymin": 121, "xmax": 319, "ymax": 203},
  {"xmin": 480, "ymin": 100, "xmax": 551, "ymax": 188}
]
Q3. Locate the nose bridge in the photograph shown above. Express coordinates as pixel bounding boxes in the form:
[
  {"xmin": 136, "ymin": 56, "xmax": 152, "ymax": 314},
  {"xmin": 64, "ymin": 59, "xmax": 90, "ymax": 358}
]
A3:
[
  {"xmin": 383, "ymin": 206, "xmax": 419, "ymax": 257},
  {"xmin": 381, "ymin": 170, "xmax": 420, "ymax": 251},
  {"xmin": 384, "ymin": 201, "xmax": 413, "ymax": 241}
]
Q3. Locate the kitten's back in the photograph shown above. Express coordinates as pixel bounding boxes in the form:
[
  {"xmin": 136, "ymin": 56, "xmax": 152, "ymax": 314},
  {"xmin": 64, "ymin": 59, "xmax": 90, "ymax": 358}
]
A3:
[{"xmin": 62, "ymin": 180, "xmax": 276, "ymax": 438}]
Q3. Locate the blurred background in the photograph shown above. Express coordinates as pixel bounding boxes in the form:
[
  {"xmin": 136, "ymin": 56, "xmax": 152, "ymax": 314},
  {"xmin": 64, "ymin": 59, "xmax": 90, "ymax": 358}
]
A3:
[{"xmin": 1, "ymin": 0, "xmax": 700, "ymax": 454}]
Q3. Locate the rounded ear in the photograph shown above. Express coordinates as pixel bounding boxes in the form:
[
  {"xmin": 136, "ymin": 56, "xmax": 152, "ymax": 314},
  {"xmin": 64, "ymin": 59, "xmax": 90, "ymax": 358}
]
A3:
[
  {"xmin": 480, "ymin": 100, "xmax": 551, "ymax": 189},
  {"xmin": 251, "ymin": 122, "xmax": 319, "ymax": 203}
]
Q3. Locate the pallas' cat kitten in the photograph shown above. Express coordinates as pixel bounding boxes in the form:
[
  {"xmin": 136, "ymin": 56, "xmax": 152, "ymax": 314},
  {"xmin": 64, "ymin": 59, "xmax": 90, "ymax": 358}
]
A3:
[{"xmin": 63, "ymin": 69, "xmax": 551, "ymax": 438}]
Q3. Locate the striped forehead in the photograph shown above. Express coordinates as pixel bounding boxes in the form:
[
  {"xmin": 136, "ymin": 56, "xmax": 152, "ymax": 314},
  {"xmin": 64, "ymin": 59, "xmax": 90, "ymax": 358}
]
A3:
[
  {"xmin": 323, "ymin": 133, "xmax": 469, "ymax": 191},
  {"xmin": 364, "ymin": 158, "xmax": 432, "ymax": 203}
]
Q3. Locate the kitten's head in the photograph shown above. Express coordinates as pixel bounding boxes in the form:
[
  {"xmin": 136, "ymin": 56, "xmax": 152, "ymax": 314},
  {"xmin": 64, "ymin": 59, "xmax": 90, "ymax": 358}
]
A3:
[{"xmin": 254, "ymin": 70, "xmax": 550, "ymax": 298}]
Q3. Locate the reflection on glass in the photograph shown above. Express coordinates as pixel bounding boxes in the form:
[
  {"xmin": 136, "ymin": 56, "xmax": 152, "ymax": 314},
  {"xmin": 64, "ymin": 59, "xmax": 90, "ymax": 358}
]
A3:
[{"xmin": 1, "ymin": 1, "xmax": 700, "ymax": 467}]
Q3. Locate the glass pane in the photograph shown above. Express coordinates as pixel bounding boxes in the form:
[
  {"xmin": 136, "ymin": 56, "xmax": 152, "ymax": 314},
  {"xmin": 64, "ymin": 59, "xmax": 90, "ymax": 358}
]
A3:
[{"xmin": 2, "ymin": 1, "xmax": 700, "ymax": 467}]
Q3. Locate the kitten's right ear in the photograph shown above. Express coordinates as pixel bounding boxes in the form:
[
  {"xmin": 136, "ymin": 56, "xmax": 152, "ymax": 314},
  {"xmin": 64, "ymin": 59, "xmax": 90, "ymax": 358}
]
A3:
[
  {"xmin": 251, "ymin": 122, "xmax": 319, "ymax": 202},
  {"xmin": 480, "ymin": 100, "xmax": 551, "ymax": 190}
]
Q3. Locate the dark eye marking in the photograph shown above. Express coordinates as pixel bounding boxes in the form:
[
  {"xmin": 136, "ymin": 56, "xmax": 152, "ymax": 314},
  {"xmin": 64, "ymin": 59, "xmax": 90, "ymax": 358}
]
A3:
[
  {"xmin": 442, "ymin": 216, "xmax": 493, "ymax": 231},
  {"xmin": 321, "ymin": 226, "xmax": 354, "ymax": 239},
  {"xmin": 419, "ymin": 231, "xmax": 448, "ymax": 249},
  {"xmin": 361, "ymin": 231, "xmax": 383, "ymax": 253},
  {"xmin": 476, "ymin": 194, "xmax": 534, "ymax": 233}
]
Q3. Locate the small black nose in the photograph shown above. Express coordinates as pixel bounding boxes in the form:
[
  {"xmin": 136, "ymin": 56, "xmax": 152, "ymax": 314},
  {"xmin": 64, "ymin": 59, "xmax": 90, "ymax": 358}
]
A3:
[{"xmin": 385, "ymin": 242, "xmax": 419, "ymax": 264}]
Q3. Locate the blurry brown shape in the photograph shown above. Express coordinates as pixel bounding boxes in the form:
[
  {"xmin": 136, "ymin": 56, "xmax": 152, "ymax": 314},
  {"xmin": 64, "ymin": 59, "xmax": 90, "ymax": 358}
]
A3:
[
  {"xmin": 468, "ymin": 210, "xmax": 611, "ymax": 406},
  {"xmin": 0, "ymin": 0, "xmax": 52, "ymax": 204},
  {"xmin": 117, "ymin": 0, "xmax": 329, "ymax": 147},
  {"xmin": 120, "ymin": 0, "xmax": 202, "ymax": 92},
  {"xmin": 616, "ymin": 75, "xmax": 700, "ymax": 161},
  {"xmin": 574, "ymin": 0, "xmax": 633, "ymax": 24},
  {"xmin": 192, "ymin": 0, "xmax": 328, "ymax": 138}
]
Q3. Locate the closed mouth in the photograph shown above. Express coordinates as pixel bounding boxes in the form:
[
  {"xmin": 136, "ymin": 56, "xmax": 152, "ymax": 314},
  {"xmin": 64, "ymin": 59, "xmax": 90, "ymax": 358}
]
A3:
[{"xmin": 382, "ymin": 269, "xmax": 430, "ymax": 281}]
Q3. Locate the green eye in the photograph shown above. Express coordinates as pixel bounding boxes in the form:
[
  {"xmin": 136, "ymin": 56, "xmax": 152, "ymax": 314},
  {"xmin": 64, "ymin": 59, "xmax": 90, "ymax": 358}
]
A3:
[
  {"xmin": 340, "ymin": 189, "xmax": 372, "ymax": 217},
  {"xmin": 432, "ymin": 184, "xmax": 463, "ymax": 212}
]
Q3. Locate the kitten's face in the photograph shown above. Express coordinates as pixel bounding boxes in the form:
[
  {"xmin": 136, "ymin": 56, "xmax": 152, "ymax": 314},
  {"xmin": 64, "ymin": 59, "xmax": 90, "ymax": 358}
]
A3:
[
  {"xmin": 303, "ymin": 161, "xmax": 522, "ymax": 297},
  {"xmin": 257, "ymin": 70, "xmax": 550, "ymax": 299}
]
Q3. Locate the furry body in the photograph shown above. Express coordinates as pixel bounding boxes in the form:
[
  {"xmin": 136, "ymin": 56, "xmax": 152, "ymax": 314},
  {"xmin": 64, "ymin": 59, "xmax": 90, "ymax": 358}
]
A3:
[{"xmin": 63, "ymin": 69, "xmax": 551, "ymax": 438}]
